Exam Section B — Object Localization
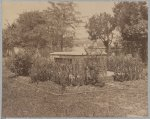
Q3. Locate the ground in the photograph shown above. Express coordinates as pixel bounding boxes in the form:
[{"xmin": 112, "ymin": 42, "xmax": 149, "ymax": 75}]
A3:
[{"xmin": 2, "ymin": 66, "xmax": 148, "ymax": 117}]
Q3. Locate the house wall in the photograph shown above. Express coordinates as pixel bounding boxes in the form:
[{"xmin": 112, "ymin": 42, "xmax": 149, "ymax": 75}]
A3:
[{"xmin": 50, "ymin": 55, "xmax": 107, "ymax": 77}]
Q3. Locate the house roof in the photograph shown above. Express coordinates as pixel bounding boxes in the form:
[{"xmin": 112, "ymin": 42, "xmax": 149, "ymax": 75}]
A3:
[
  {"xmin": 50, "ymin": 51, "xmax": 86, "ymax": 56},
  {"xmin": 50, "ymin": 48, "xmax": 107, "ymax": 56},
  {"xmin": 50, "ymin": 39, "xmax": 107, "ymax": 56}
]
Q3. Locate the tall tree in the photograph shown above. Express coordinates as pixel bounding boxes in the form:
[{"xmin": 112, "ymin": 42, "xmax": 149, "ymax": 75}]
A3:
[
  {"xmin": 3, "ymin": 2, "xmax": 81, "ymax": 56},
  {"xmin": 85, "ymin": 12, "xmax": 116, "ymax": 53},
  {"xmin": 15, "ymin": 11, "xmax": 48, "ymax": 49},
  {"xmin": 44, "ymin": 1, "xmax": 81, "ymax": 51},
  {"xmin": 3, "ymin": 23, "xmax": 20, "ymax": 56},
  {"xmin": 113, "ymin": 1, "xmax": 148, "ymax": 62},
  {"xmin": 3, "ymin": 11, "xmax": 48, "ymax": 55}
]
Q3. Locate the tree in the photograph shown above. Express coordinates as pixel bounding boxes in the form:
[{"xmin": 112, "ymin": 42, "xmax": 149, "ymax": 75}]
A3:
[
  {"xmin": 85, "ymin": 12, "xmax": 116, "ymax": 53},
  {"xmin": 15, "ymin": 11, "xmax": 48, "ymax": 51},
  {"xmin": 3, "ymin": 11, "xmax": 49, "ymax": 56},
  {"xmin": 44, "ymin": 1, "xmax": 81, "ymax": 51},
  {"xmin": 113, "ymin": 1, "xmax": 148, "ymax": 62},
  {"xmin": 3, "ymin": 1, "xmax": 81, "ymax": 56},
  {"xmin": 3, "ymin": 23, "xmax": 20, "ymax": 56}
]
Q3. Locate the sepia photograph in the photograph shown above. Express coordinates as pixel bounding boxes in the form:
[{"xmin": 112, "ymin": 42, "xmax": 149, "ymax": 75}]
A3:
[{"xmin": 2, "ymin": 0, "xmax": 148, "ymax": 117}]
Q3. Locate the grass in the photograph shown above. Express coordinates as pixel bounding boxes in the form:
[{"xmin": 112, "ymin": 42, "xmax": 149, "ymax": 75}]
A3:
[{"xmin": 2, "ymin": 65, "xmax": 148, "ymax": 117}]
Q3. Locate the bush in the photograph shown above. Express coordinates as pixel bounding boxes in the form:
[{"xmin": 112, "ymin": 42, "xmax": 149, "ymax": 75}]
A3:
[
  {"xmin": 9, "ymin": 51, "xmax": 32, "ymax": 76},
  {"xmin": 107, "ymin": 55, "xmax": 116, "ymax": 72},
  {"xmin": 4, "ymin": 57, "xmax": 11, "ymax": 69},
  {"xmin": 29, "ymin": 56, "xmax": 105, "ymax": 87},
  {"xmin": 51, "ymin": 63, "xmax": 69, "ymax": 85},
  {"xmin": 30, "ymin": 57, "xmax": 75, "ymax": 86},
  {"xmin": 84, "ymin": 56, "xmax": 106, "ymax": 85},
  {"xmin": 51, "ymin": 61, "xmax": 85, "ymax": 86},
  {"xmin": 30, "ymin": 56, "xmax": 53, "ymax": 83},
  {"xmin": 108, "ymin": 55, "xmax": 144, "ymax": 81}
]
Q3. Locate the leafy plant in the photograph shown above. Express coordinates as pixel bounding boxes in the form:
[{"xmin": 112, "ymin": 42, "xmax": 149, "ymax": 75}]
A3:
[
  {"xmin": 85, "ymin": 12, "xmax": 116, "ymax": 53},
  {"xmin": 108, "ymin": 55, "xmax": 144, "ymax": 81},
  {"xmin": 9, "ymin": 51, "xmax": 32, "ymax": 76},
  {"xmin": 30, "ymin": 56, "xmax": 53, "ymax": 83},
  {"xmin": 29, "ymin": 55, "xmax": 105, "ymax": 87},
  {"xmin": 113, "ymin": 1, "xmax": 148, "ymax": 62}
]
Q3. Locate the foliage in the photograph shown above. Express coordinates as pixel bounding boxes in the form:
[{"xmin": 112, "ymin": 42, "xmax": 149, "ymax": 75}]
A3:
[
  {"xmin": 29, "ymin": 56, "xmax": 105, "ymax": 87},
  {"xmin": 84, "ymin": 56, "xmax": 106, "ymax": 85},
  {"xmin": 3, "ymin": 11, "xmax": 48, "ymax": 57},
  {"xmin": 113, "ymin": 1, "xmax": 147, "ymax": 29},
  {"xmin": 108, "ymin": 55, "xmax": 144, "ymax": 81},
  {"xmin": 30, "ymin": 57, "xmax": 84, "ymax": 86},
  {"xmin": 122, "ymin": 20, "xmax": 148, "ymax": 62},
  {"xmin": 44, "ymin": 1, "xmax": 81, "ymax": 51},
  {"xmin": 85, "ymin": 12, "xmax": 116, "ymax": 53},
  {"xmin": 113, "ymin": 1, "xmax": 148, "ymax": 62},
  {"xmin": 30, "ymin": 56, "xmax": 53, "ymax": 82},
  {"xmin": 4, "ymin": 57, "xmax": 11, "ymax": 70},
  {"xmin": 9, "ymin": 51, "xmax": 32, "ymax": 76},
  {"xmin": 3, "ymin": 2, "xmax": 81, "ymax": 57},
  {"xmin": 2, "ymin": 23, "xmax": 19, "ymax": 56}
]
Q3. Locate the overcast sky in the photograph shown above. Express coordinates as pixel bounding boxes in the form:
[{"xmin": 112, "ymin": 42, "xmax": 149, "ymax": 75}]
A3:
[{"xmin": 2, "ymin": 0, "xmax": 115, "ymax": 38}]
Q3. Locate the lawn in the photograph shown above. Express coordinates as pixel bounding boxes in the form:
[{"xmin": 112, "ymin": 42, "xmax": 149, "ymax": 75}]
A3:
[{"xmin": 2, "ymin": 66, "xmax": 148, "ymax": 117}]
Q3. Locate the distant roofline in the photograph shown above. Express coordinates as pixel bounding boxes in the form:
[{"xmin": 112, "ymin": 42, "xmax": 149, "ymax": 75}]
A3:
[
  {"xmin": 88, "ymin": 47, "xmax": 106, "ymax": 49},
  {"xmin": 50, "ymin": 52, "xmax": 86, "ymax": 56},
  {"xmin": 50, "ymin": 51, "xmax": 107, "ymax": 56}
]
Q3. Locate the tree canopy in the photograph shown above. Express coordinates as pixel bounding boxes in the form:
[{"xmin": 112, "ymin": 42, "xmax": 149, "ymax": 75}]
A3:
[
  {"xmin": 85, "ymin": 12, "xmax": 116, "ymax": 53},
  {"xmin": 113, "ymin": 1, "xmax": 148, "ymax": 62},
  {"xmin": 3, "ymin": 1, "xmax": 81, "ymax": 56},
  {"xmin": 44, "ymin": 1, "xmax": 81, "ymax": 51},
  {"xmin": 3, "ymin": 1, "xmax": 148, "ymax": 62}
]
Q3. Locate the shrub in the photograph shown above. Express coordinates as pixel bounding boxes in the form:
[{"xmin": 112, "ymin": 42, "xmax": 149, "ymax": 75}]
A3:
[
  {"xmin": 51, "ymin": 61, "xmax": 85, "ymax": 86},
  {"xmin": 30, "ymin": 56, "xmax": 53, "ymax": 83},
  {"xmin": 84, "ymin": 56, "xmax": 106, "ymax": 85},
  {"xmin": 30, "ymin": 57, "xmax": 74, "ymax": 86},
  {"xmin": 107, "ymin": 55, "xmax": 116, "ymax": 72},
  {"xmin": 108, "ymin": 55, "xmax": 144, "ymax": 81},
  {"xmin": 4, "ymin": 57, "xmax": 11, "ymax": 69},
  {"xmin": 51, "ymin": 63, "xmax": 69, "ymax": 85},
  {"xmin": 29, "ymin": 55, "xmax": 105, "ymax": 88},
  {"xmin": 9, "ymin": 51, "xmax": 32, "ymax": 76}
]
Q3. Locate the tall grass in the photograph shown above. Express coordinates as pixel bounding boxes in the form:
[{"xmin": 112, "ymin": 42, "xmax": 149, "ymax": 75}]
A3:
[
  {"xmin": 30, "ymin": 55, "xmax": 106, "ymax": 87},
  {"xmin": 108, "ymin": 55, "xmax": 145, "ymax": 81}
]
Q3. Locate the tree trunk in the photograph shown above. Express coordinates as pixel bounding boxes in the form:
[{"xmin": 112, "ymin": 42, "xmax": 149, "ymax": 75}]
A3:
[
  {"xmin": 60, "ymin": 35, "xmax": 63, "ymax": 52},
  {"xmin": 35, "ymin": 43, "xmax": 40, "ymax": 58},
  {"xmin": 103, "ymin": 40, "xmax": 109, "ymax": 55},
  {"xmin": 106, "ymin": 45, "xmax": 109, "ymax": 57},
  {"xmin": 60, "ymin": 39, "xmax": 63, "ymax": 51}
]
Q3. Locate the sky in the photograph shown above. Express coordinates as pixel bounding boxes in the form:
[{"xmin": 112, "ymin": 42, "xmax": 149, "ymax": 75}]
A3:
[{"xmin": 2, "ymin": 0, "xmax": 115, "ymax": 38}]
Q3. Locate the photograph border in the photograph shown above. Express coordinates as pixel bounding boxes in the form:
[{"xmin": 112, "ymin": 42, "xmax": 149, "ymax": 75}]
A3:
[{"xmin": 0, "ymin": 0, "xmax": 149, "ymax": 118}]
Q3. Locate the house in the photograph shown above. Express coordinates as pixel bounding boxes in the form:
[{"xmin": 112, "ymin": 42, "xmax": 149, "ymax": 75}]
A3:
[
  {"xmin": 50, "ymin": 40, "xmax": 107, "ymax": 76},
  {"xmin": 50, "ymin": 40, "xmax": 107, "ymax": 63}
]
